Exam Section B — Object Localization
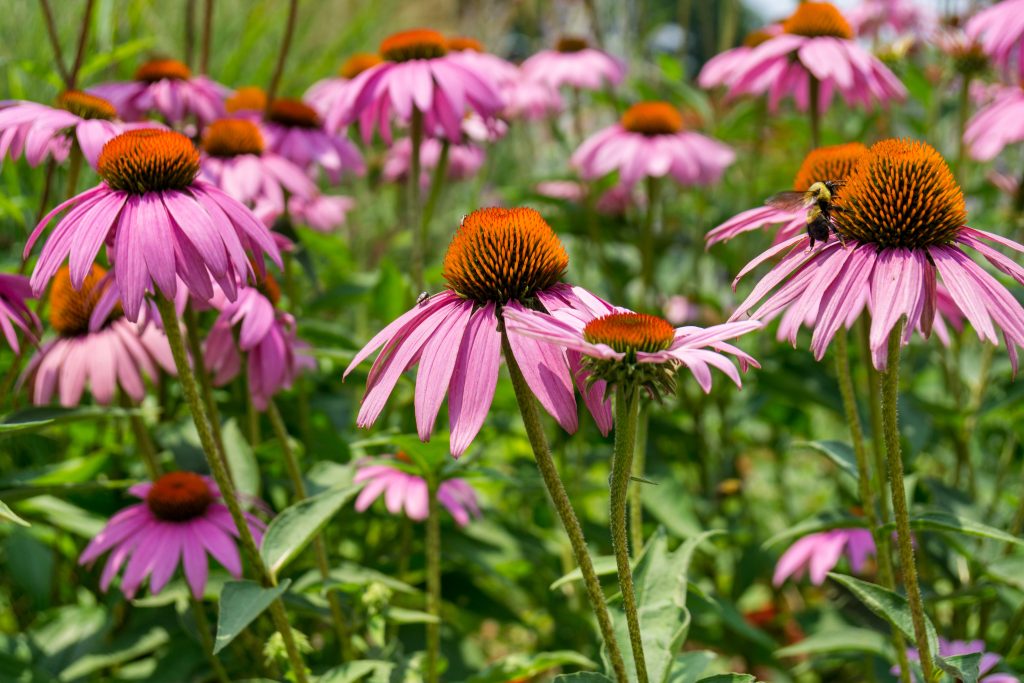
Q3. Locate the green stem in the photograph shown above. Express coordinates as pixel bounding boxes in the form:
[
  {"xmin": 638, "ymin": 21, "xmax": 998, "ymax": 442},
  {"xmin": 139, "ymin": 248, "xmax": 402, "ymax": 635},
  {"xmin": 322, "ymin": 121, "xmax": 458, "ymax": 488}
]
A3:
[
  {"xmin": 640, "ymin": 176, "xmax": 661, "ymax": 308},
  {"xmin": 267, "ymin": 399, "xmax": 353, "ymax": 661},
  {"xmin": 880, "ymin": 321, "xmax": 934, "ymax": 681},
  {"xmin": 571, "ymin": 88, "xmax": 585, "ymax": 146},
  {"xmin": 611, "ymin": 384, "xmax": 648, "ymax": 683},
  {"xmin": 630, "ymin": 406, "xmax": 648, "ymax": 556},
  {"xmin": 191, "ymin": 596, "xmax": 232, "ymax": 683},
  {"xmin": 425, "ymin": 477, "xmax": 442, "ymax": 683},
  {"xmin": 808, "ymin": 76, "xmax": 821, "ymax": 150},
  {"xmin": 38, "ymin": 0, "xmax": 70, "ymax": 86},
  {"xmin": 499, "ymin": 326, "xmax": 628, "ymax": 683},
  {"xmin": 264, "ymin": 0, "xmax": 299, "ymax": 110},
  {"xmin": 154, "ymin": 296, "xmax": 309, "ymax": 683},
  {"xmin": 409, "ymin": 107, "xmax": 425, "ymax": 291},
  {"xmin": 200, "ymin": 0, "xmax": 214, "ymax": 75},
  {"xmin": 418, "ymin": 140, "xmax": 450, "ymax": 275},
  {"xmin": 184, "ymin": 0, "xmax": 196, "ymax": 68},
  {"xmin": 120, "ymin": 394, "xmax": 163, "ymax": 480},
  {"xmin": 955, "ymin": 74, "xmax": 972, "ymax": 184},
  {"xmin": 65, "ymin": 144, "xmax": 83, "ymax": 199},
  {"xmin": 860, "ymin": 318, "xmax": 891, "ymax": 526},
  {"xmin": 184, "ymin": 306, "xmax": 226, "ymax": 459},
  {"xmin": 833, "ymin": 331, "xmax": 910, "ymax": 682}
]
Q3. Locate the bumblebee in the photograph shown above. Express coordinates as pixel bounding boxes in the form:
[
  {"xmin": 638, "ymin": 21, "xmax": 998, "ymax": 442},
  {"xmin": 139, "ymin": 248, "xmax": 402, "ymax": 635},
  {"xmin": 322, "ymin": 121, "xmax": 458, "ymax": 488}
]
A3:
[{"xmin": 766, "ymin": 180, "xmax": 846, "ymax": 249}]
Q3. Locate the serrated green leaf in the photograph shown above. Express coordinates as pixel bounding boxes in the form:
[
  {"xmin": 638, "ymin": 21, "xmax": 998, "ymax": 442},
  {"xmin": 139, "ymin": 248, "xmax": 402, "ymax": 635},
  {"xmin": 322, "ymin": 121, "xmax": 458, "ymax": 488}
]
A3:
[
  {"xmin": 260, "ymin": 484, "xmax": 359, "ymax": 577},
  {"xmin": 603, "ymin": 528, "xmax": 721, "ymax": 683},
  {"xmin": 828, "ymin": 573, "xmax": 940, "ymax": 669},
  {"xmin": 799, "ymin": 441, "xmax": 859, "ymax": 482},
  {"xmin": 213, "ymin": 579, "xmax": 291, "ymax": 654}
]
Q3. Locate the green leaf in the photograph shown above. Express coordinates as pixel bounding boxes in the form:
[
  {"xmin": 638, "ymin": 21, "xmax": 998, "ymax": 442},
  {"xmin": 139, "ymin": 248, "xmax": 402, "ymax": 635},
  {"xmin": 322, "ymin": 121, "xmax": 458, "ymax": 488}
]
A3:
[
  {"xmin": 828, "ymin": 573, "xmax": 940, "ymax": 666},
  {"xmin": 467, "ymin": 651, "xmax": 596, "ymax": 683},
  {"xmin": 604, "ymin": 528, "xmax": 721, "ymax": 683},
  {"xmin": 550, "ymin": 555, "xmax": 618, "ymax": 590},
  {"xmin": 0, "ymin": 406, "xmax": 142, "ymax": 437},
  {"xmin": 214, "ymin": 579, "xmax": 291, "ymax": 654},
  {"xmin": 260, "ymin": 484, "xmax": 359, "ymax": 577},
  {"xmin": 762, "ymin": 512, "xmax": 866, "ymax": 549},
  {"xmin": 382, "ymin": 607, "xmax": 438, "ymax": 624},
  {"xmin": 696, "ymin": 675, "xmax": 757, "ymax": 683},
  {"xmin": 937, "ymin": 652, "xmax": 981, "ymax": 683},
  {"xmin": 221, "ymin": 418, "xmax": 260, "ymax": 498},
  {"xmin": 316, "ymin": 659, "xmax": 395, "ymax": 683},
  {"xmin": 666, "ymin": 651, "xmax": 716, "ymax": 683},
  {"xmin": 908, "ymin": 512, "xmax": 1024, "ymax": 548},
  {"xmin": 553, "ymin": 673, "xmax": 614, "ymax": 683},
  {"xmin": 799, "ymin": 441, "xmax": 859, "ymax": 482},
  {"xmin": 985, "ymin": 556, "xmax": 1024, "ymax": 591},
  {"xmin": 60, "ymin": 626, "xmax": 169, "ymax": 679},
  {"xmin": 775, "ymin": 627, "xmax": 890, "ymax": 659},
  {"xmin": 0, "ymin": 499, "xmax": 29, "ymax": 526},
  {"xmin": 326, "ymin": 560, "xmax": 418, "ymax": 594}
]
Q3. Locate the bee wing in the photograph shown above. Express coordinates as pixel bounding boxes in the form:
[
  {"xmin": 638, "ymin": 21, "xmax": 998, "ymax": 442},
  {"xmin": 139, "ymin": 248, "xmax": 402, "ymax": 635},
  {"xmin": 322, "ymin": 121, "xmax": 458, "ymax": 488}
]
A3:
[{"xmin": 764, "ymin": 191, "xmax": 810, "ymax": 211}]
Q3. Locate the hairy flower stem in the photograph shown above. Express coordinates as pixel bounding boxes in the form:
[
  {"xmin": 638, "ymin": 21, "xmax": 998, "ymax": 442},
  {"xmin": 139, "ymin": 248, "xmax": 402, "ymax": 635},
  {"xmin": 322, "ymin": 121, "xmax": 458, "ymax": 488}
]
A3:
[
  {"xmin": 155, "ymin": 296, "xmax": 310, "ymax": 683},
  {"xmin": 611, "ymin": 384, "xmax": 649, "ymax": 683},
  {"xmin": 184, "ymin": 306, "xmax": 227, "ymax": 457},
  {"xmin": 409, "ymin": 107, "xmax": 426, "ymax": 290},
  {"xmin": 191, "ymin": 596, "xmax": 232, "ymax": 683},
  {"xmin": 266, "ymin": 399, "xmax": 353, "ymax": 661},
  {"xmin": 860, "ymin": 318, "xmax": 890, "ymax": 525},
  {"xmin": 833, "ymin": 331, "xmax": 910, "ymax": 683},
  {"xmin": 640, "ymin": 176, "xmax": 661, "ymax": 308},
  {"xmin": 65, "ymin": 144, "xmax": 83, "ymax": 199},
  {"xmin": 630, "ymin": 406, "xmax": 648, "ymax": 555},
  {"xmin": 808, "ymin": 76, "xmax": 821, "ymax": 150},
  {"xmin": 200, "ymin": 0, "xmax": 214, "ymax": 75},
  {"xmin": 418, "ymin": 140, "xmax": 450, "ymax": 276},
  {"xmin": 265, "ymin": 0, "xmax": 299, "ymax": 109},
  {"xmin": 120, "ymin": 393, "xmax": 163, "ymax": 480},
  {"xmin": 499, "ymin": 326, "xmax": 629, "ymax": 683},
  {"xmin": 880, "ymin": 321, "xmax": 934, "ymax": 682},
  {"xmin": 425, "ymin": 477, "xmax": 442, "ymax": 683}
]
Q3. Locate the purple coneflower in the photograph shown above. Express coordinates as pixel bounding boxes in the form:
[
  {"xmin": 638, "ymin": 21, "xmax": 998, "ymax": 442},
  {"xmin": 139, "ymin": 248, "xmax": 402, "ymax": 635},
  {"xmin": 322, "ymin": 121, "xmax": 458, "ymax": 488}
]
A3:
[
  {"xmin": 329, "ymin": 29, "xmax": 503, "ymax": 144},
  {"xmin": 965, "ymin": 84, "xmax": 1024, "ymax": 162},
  {"xmin": 79, "ymin": 471, "xmax": 266, "ymax": 599},
  {"xmin": 304, "ymin": 53, "xmax": 383, "ymax": 118},
  {"xmin": 25, "ymin": 128, "xmax": 281, "ymax": 321},
  {"xmin": 521, "ymin": 36, "xmax": 625, "ymax": 92},
  {"xmin": 503, "ymin": 290, "xmax": 760, "ymax": 397},
  {"xmin": 717, "ymin": 2, "xmax": 905, "ymax": 113},
  {"xmin": 847, "ymin": 0, "xmax": 935, "ymax": 42},
  {"xmin": 572, "ymin": 102, "xmax": 734, "ymax": 189},
  {"xmin": 199, "ymin": 118, "xmax": 315, "ymax": 210},
  {"xmin": 354, "ymin": 454, "xmax": 481, "ymax": 526},
  {"xmin": 260, "ymin": 97, "xmax": 364, "ymax": 183},
  {"xmin": 773, "ymin": 528, "xmax": 875, "ymax": 586},
  {"xmin": 698, "ymin": 26, "xmax": 782, "ymax": 90},
  {"xmin": 730, "ymin": 139, "xmax": 1024, "ymax": 370},
  {"xmin": 707, "ymin": 142, "xmax": 867, "ymax": 247},
  {"xmin": 204, "ymin": 277, "xmax": 313, "ymax": 410},
  {"xmin": 966, "ymin": 0, "xmax": 1024, "ymax": 80},
  {"xmin": 255, "ymin": 193, "xmax": 356, "ymax": 233},
  {"xmin": 0, "ymin": 274, "xmax": 40, "ymax": 353},
  {"xmin": 0, "ymin": 90, "xmax": 149, "ymax": 168},
  {"xmin": 21, "ymin": 265, "xmax": 174, "ymax": 406},
  {"xmin": 345, "ymin": 207, "xmax": 610, "ymax": 457},
  {"xmin": 90, "ymin": 58, "xmax": 227, "ymax": 126}
]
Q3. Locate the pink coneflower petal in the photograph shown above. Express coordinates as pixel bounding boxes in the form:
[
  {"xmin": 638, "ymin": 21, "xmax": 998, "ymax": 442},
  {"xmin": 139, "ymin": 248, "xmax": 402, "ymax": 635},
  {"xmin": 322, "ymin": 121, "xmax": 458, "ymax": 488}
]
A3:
[
  {"xmin": 448, "ymin": 303, "xmax": 502, "ymax": 458},
  {"xmin": 414, "ymin": 300, "xmax": 474, "ymax": 440}
]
